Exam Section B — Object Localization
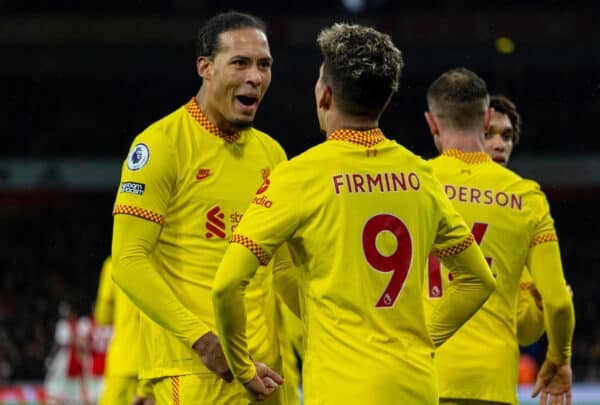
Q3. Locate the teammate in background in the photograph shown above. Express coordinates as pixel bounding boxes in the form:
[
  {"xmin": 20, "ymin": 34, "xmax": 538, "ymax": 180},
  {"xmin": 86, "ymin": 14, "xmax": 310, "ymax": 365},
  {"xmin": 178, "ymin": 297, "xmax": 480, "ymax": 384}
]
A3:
[
  {"xmin": 484, "ymin": 95, "xmax": 544, "ymax": 347},
  {"xmin": 423, "ymin": 68, "xmax": 575, "ymax": 405},
  {"xmin": 484, "ymin": 95, "xmax": 521, "ymax": 167},
  {"xmin": 111, "ymin": 11, "xmax": 289, "ymax": 404},
  {"xmin": 94, "ymin": 256, "xmax": 154, "ymax": 405},
  {"xmin": 212, "ymin": 23, "xmax": 495, "ymax": 404},
  {"xmin": 486, "ymin": 95, "xmax": 574, "ymax": 349}
]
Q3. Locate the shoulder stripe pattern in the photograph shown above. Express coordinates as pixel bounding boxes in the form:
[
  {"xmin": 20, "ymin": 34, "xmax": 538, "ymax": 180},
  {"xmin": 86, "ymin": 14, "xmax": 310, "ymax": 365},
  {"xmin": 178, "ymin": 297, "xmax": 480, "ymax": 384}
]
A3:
[
  {"xmin": 442, "ymin": 149, "xmax": 491, "ymax": 165},
  {"xmin": 327, "ymin": 128, "xmax": 386, "ymax": 148},
  {"xmin": 230, "ymin": 234, "xmax": 271, "ymax": 265},
  {"xmin": 433, "ymin": 234, "xmax": 475, "ymax": 257},
  {"xmin": 113, "ymin": 204, "xmax": 165, "ymax": 225},
  {"xmin": 184, "ymin": 98, "xmax": 241, "ymax": 143},
  {"xmin": 530, "ymin": 232, "xmax": 558, "ymax": 247}
]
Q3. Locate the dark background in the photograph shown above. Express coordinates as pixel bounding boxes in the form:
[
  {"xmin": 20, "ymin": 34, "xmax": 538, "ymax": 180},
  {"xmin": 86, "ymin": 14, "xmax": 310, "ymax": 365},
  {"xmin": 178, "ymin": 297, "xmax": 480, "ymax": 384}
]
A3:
[{"xmin": 0, "ymin": 0, "xmax": 598, "ymax": 384}]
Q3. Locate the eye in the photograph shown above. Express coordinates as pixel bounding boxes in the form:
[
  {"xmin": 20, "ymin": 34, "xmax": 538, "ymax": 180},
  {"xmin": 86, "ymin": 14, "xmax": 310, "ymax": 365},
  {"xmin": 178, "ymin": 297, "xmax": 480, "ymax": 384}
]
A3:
[
  {"xmin": 232, "ymin": 59, "xmax": 247, "ymax": 67},
  {"xmin": 258, "ymin": 59, "xmax": 272, "ymax": 69},
  {"xmin": 484, "ymin": 132, "xmax": 493, "ymax": 139},
  {"xmin": 502, "ymin": 131, "xmax": 514, "ymax": 142}
]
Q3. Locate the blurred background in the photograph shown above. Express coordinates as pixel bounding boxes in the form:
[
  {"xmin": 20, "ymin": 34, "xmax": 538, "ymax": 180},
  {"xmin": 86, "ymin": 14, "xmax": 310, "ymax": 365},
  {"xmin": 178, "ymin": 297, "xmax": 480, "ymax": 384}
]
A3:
[{"xmin": 0, "ymin": 0, "xmax": 599, "ymax": 401}]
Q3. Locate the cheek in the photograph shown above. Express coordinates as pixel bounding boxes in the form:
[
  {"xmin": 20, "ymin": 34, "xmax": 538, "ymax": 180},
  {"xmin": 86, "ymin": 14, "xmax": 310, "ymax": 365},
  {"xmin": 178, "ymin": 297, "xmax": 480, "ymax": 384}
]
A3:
[{"xmin": 262, "ymin": 71, "xmax": 272, "ymax": 87}]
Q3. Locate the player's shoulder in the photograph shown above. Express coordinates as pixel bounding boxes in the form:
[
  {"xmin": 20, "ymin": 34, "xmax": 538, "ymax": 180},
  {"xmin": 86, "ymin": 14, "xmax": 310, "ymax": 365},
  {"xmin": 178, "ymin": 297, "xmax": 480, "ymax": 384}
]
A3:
[
  {"xmin": 492, "ymin": 164, "xmax": 544, "ymax": 194},
  {"xmin": 267, "ymin": 142, "xmax": 325, "ymax": 180},
  {"xmin": 134, "ymin": 105, "xmax": 187, "ymax": 144}
]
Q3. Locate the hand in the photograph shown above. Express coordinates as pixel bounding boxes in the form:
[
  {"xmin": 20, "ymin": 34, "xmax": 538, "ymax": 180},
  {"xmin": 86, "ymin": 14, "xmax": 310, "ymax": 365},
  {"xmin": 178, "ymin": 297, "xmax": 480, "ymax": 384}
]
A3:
[
  {"xmin": 532, "ymin": 360, "xmax": 572, "ymax": 405},
  {"xmin": 192, "ymin": 332, "xmax": 234, "ymax": 382},
  {"xmin": 244, "ymin": 362, "xmax": 284, "ymax": 402}
]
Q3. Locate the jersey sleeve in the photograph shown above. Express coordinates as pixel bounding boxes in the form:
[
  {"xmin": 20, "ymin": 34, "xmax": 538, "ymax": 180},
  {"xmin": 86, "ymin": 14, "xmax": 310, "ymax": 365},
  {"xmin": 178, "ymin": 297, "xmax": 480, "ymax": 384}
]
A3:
[
  {"xmin": 94, "ymin": 257, "xmax": 115, "ymax": 325},
  {"xmin": 213, "ymin": 163, "xmax": 300, "ymax": 383},
  {"xmin": 428, "ymin": 243, "xmax": 496, "ymax": 347},
  {"xmin": 111, "ymin": 126, "xmax": 211, "ymax": 347},
  {"xmin": 112, "ymin": 214, "xmax": 211, "ymax": 348},
  {"xmin": 527, "ymin": 189, "xmax": 574, "ymax": 365},
  {"xmin": 113, "ymin": 126, "xmax": 176, "ymax": 224}
]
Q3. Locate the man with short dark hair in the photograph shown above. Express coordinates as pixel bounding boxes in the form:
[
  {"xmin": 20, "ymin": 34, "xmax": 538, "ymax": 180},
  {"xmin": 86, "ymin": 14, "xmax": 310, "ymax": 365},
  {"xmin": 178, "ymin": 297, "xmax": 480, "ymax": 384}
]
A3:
[
  {"xmin": 111, "ymin": 11, "xmax": 287, "ymax": 404},
  {"xmin": 424, "ymin": 68, "xmax": 574, "ymax": 405}
]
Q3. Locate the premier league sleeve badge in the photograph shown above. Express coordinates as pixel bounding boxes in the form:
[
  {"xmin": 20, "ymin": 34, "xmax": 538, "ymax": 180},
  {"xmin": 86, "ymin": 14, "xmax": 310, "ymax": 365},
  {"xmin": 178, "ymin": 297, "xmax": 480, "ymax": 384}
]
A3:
[{"xmin": 127, "ymin": 143, "xmax": 150, "ymax": 171}]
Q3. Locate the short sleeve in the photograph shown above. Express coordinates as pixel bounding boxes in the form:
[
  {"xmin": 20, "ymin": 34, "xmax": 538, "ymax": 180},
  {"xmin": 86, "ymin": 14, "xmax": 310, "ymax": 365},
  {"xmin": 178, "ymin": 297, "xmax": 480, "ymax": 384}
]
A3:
[
  {"xmin": 529, "ymin": 189, "xmax": 558, "ymax": 247},
  {"xmin": 113, "ymin": 126, "xmax": 176, "ymax": 225}
]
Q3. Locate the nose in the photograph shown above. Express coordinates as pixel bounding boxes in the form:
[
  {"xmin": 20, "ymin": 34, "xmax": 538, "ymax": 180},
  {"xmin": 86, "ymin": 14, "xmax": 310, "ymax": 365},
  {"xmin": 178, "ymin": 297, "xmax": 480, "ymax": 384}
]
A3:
[
  {"xmin": 491, "ymin": 134, "xmax": 505, "ymax": 151},
  {"xmin": 246, "ymin": 65, "xmax": 263, "ymax": 86}
]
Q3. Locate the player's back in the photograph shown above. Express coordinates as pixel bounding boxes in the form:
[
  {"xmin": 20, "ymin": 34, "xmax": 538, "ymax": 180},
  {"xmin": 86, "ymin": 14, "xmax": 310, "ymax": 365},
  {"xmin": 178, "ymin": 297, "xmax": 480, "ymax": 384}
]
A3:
[
  {"xmin": 426, "ymin": 150, "xmax": 552, "ymax": 403},
  {"xmin": 283, "ymin": 134, "xmax": 466, "ymax": 403}
]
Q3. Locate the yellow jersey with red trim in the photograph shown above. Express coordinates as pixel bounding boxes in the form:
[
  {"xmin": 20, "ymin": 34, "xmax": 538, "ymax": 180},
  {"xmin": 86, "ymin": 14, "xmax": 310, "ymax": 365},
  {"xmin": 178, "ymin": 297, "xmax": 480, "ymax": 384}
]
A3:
[
  {"xmin": 113, "ymin": 98, "xmax": 287, "ymax": 378},
  {"xmin": 425, "ymin": 149, "xmax": 563, "ymax": 403},
  {"xmin": 94, "ymin": 256, "xmax": 140, "ymax": 377},
  {"xmin": 219, "ymin": 129, "xmax": 485, "ymax": 404}
]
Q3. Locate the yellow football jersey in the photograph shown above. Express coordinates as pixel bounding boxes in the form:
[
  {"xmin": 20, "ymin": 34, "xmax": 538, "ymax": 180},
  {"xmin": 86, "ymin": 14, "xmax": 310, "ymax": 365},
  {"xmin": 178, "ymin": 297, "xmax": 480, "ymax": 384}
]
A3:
[
  {"xmin": 94, "ymin": 256, "xmax": 140, "ymax": 377},
  {"xmin": 216, "ymin": 129, "xmax": 490, "ymax": 404},
  {"xmin": 113, "ymin": 98, "xmax": 287, "ymax": 379},
  {"xmin": 425, "ymin": 150, "xmax": 564, "ymax": 403}
]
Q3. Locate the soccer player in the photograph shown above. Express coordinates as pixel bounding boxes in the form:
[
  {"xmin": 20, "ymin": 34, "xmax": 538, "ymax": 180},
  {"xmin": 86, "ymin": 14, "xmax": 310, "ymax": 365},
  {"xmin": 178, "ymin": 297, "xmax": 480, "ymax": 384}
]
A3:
[
  {"xmin": 423, "ymin": 68, "xmax": 575, "ymax": 405},
  {"xmin": 484, "ymin": 95, "xmax": 545, "ymax": 347},
  {"xmin": 485, "ymin": 95, "xmax": 521, "ymax": 167},
  {"xmin": 94, "ymin": 256, "xmax": 153, "ymax": 405},
  {"xmin": 111, "ymin": 11, "xmax": 288, "ymax": 404},
  {"xmin": 212, "ymin": 23, "xmax": 495, "ymax": 404}
]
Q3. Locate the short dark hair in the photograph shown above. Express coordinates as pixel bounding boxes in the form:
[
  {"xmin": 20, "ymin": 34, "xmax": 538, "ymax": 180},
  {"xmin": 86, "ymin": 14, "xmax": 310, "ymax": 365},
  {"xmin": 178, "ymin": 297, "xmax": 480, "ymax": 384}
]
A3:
[
  {"xmin": 196, "ymin": 11, "xmax": 267, "ymax": 59},
  {"xmin": 490, "ymin": 94, "xmax": 521, "ymax": 145},
  {"xmin": 317, "ymin": 23, "xmax": 404, "ymax": 119},
  {"xmin": 427, "ymin": 67, "xmax": 489, "ymax": 130}
]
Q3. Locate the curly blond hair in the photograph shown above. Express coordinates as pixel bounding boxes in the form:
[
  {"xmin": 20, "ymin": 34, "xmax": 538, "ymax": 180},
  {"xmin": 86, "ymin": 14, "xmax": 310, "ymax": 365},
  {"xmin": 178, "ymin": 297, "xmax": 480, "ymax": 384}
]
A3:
[{"xmin": 317, "ymin": 23, "xmax": 404, "ymax": 117}]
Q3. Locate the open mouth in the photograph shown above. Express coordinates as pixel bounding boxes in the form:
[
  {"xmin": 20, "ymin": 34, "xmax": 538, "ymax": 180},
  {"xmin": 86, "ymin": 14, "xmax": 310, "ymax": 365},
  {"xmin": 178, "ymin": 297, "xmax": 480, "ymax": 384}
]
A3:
[
  {"xmin": 236, "ymin": 95, "xmax": 258, "ymax": 106},
  {"xmin": 492, "ymin": 156, "xmax": 506, "ymax": 165}
]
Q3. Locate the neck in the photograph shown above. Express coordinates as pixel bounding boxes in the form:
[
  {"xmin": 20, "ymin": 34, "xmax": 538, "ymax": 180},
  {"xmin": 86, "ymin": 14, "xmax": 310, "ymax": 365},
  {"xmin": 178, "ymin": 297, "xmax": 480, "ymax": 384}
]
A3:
[
  {"xmin": 195, "ymin": 88, "xmax": 237, "ymax": 133},
  {"xmin": 439, "ymin": 129, "xmax": 485, "ymax": 153},
  {"xmin": 324, "ymin": 110, "xmax": 379, "ymax": 136}
]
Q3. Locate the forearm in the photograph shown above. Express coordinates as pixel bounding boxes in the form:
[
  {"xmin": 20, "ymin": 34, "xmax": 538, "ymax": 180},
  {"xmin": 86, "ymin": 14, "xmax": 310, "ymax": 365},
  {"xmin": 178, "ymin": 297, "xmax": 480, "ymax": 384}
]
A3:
[
  {"xmin": 528, "ymin": 242, "xmax": 574, "ymax": 365},
  {"xmin": 272, "ymin": 244, "xmax": 301, "ymax": 319},
  {"xmin": 429, "ymin": 243, "xmax": 496, "ymax": 347},
  {"xmin": 213, "ymin": 243, "xmax": 261, "ymax": 384},
  {"xmin": 112, "ymin": 214, "xmax": 210, "ymax": 348}
]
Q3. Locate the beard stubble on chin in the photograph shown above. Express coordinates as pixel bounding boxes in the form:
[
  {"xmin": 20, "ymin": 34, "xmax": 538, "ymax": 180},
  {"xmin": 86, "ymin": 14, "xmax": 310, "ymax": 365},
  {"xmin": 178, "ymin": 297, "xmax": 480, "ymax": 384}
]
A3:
[{"xmin": 230, "ymin": 119, "xmax": 254, "ymax": 132}]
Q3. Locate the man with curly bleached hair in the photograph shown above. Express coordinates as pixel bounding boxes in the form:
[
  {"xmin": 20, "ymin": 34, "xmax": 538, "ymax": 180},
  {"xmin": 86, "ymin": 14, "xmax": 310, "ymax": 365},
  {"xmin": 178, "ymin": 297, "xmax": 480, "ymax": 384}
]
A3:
[
  {"xmin": 316, "ymin": 23, "xmax": 403, "ymax": 120},
  {"xmin": 213, "ymin": 23, "xmax": 494, "ymax": 404}
]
